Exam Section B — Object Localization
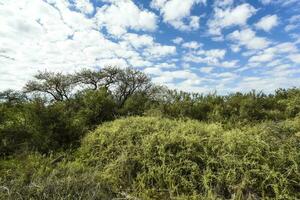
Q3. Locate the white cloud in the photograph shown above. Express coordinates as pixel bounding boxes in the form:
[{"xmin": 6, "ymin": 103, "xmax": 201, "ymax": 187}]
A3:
[
  {"xmin": 73, "ymin": 0, "xmax": 94, "ymax": 14},
  {"xmin": 230, "ymin": 45, "xmax": 241, "ymax": 53},
  {"xmin": 255, "ymin": 15, "xmax": 278, "ymax": 32},
  {"xmin": 144, "ymin": 45, "xmax": 176, "ymax": 58},
  {"xmin": 215, "ymin": 72, "xmax": 237, "ymax": 79},
  {"xmin": 157, "ymin": 62, "xmax": 177, "ymax": 69},
  {"xmin": 144, "ymin": 67, "xmax": 162, "ymax": 75},
  {"xmin": 285, "ymin": 24, "xmax": 298, "ymax": 32},
  {"xmin": 0, "ymin": 0, "xmax": 173, "ymax": 91},
  {"xmin": 214, "ymin": 0, "xmax": 234, "ymax": 8},
  {"xmin": 259, "ymin": 0, "xmax": 300, "ymax": 6},
  {"xmin": 119, "ymin": 34, "xmax": 177, "ymax": 60},
  {"xmin": 220, "ymin": 60, "xmax": 239, "ymax": 68},
  {"xmin": 172, "ymin": 37, "xmax": 184, "ymax": 44},
  {"xmin": 198, "ymin": 49, "xmax": 226, "ymax": 59},
  {"xmin": 143, "ymin": 62, "xmax": 178, "ymax": 75},
  {"xmin": 151, "ymin": 69, "xmax": 201, "ymax": 86},
  {"xmin": 95, "ymin": 0, "xmax": 157, "ymax": 36},
  {"xmin": 249, "ymin": 53, "xmax": 274, "ymax": 63},
  {"xmin": 248, "ymin": 42, "xmax": 298, "ymax": 64},
  {"xmin": 208, "ymin": 3, "xmax": 256, "ymax": 36},
  {"xmin": 128, "ymin": 57, "xmax": 153, "ymax": 67},
  {"xmin": 289, "ymin": 54, "xmax": 300, "ymax": 63},
  {"xmin": 151, "ymin": 0, "xmax": 205, "ymax": 31},
  {"xmin": 182, "ymin": 41, "xmax": 202, "ymax": 49},
  {"xmin": 228, "ymin": 28, "xmax": 270, "ymax": 50},
  {"xmin": 267, "ymin": 42, "xmax": 298, "ymax": 54},
  {"xmin": 200, "ymin": 67, "xmax": 214, "ymax": 73},
  {"xmin": 97, "ymin": 58, "xmax": 128, "ymax": 68},
  {"xmin": 285, "ymin": 15, "xmax": 300, "ymax": 32},
  {"xmin": 121, "ymin": 33, "xmax": 154, "ymax": 49},
  {"xmin": 233, "ymin": 75, "xmax": 300, "ymax": 94},
  {"xmin": 260, "ymin": 0, "xmax": 272, "ymax": 4},
  {"xmin": 183, "ymin": 49, "xmax": 226, "ymax": 65},
  {"xmin": 0, "ymin": 0, "xmax": 299, "ymax": 94}
]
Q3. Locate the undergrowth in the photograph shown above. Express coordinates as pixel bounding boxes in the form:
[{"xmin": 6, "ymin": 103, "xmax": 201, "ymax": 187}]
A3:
[{"xmin": 1, "ymin": 116, "xmax": 300, "ymax": 199}]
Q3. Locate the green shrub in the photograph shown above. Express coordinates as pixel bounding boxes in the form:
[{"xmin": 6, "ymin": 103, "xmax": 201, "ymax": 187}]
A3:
[
  {"xmin": 1, "ymin": 117, "xmax": 299, "ymax": 199},
  {"xmin": 78, "ymin": 117, "xmax": 300, "ymax": 199},
  {"xmin": 0, "ymin": 152, "xmax": 114, "ymax": 200}
]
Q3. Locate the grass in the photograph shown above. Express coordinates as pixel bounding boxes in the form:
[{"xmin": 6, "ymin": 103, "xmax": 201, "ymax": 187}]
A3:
[{"xmin": 1, "ymin": 116, "xmax": 300, "ymax": 199}]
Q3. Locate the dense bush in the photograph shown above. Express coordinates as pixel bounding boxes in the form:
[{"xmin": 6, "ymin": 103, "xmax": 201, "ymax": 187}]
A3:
[
  {"xmin": 1, "ymin": 68, "xmax": 300, "ymax": 156},
  {"xmin": 0, "ymin": 67, "xmax": 300, "ymax": 156},
  {"xmin": 1, "ymin": 117, "xmax": 299, "ymax": 199},
  {"xmin": 0, "ymin": 153, "xmax": 115, "ymax": 200},
  {"xmin": 1, "ymin": 67, "xmax": 300, "ymax": 199}
]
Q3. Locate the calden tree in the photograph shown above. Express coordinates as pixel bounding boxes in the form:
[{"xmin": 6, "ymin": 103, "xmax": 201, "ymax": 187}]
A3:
[{"xmin": 24, "ymin": 71, "xmax": 76, "ymax": 101}]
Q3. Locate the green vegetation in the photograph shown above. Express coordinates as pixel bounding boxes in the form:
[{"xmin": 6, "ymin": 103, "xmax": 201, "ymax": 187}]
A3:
[{"xmin": 1, "ymin": 67, "xmax": 300, "ymax": 199}]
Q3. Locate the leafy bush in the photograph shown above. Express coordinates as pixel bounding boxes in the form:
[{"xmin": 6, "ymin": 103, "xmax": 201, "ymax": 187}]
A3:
[
  {"xmin": 2, "ymin": 117, "xmax": 298, "ymax": 199},
  {"xmin": 77, "ymin": 117, "xmax": 300, "ymax": 199},
  {"xmin": 0, "ymin": 152, "xmax": 115, "ymax": 200},
  {"xmin": 1, "ymin": 67, "xmax": 300, "ymax": 199}
]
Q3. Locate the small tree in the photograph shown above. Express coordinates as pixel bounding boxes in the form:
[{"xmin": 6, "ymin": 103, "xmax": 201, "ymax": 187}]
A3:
[
  {"xmin": 75, "ymin": 69, "xmax": 105, "ymax": 90},
  {"xmin": 0, "ymin": 89, "xmax": 27, "ymax": 104},
  {"xmin": 75, "ymin": 66, "xmax": 120, "ymax": 90},
  {"xmin": 24, "ymin": 71, "xmax": 76, "ymax": 101},
  {"xmin": 114, "ymin": 68, "xmax": 152, "ymax": 107},
  {"xmin": 102, "ymin": 66, "xmax": 120, "ymax": 89}
]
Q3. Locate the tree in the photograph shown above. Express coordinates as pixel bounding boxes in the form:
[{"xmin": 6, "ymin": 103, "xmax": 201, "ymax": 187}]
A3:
[
  {"xmin": 102, "ymin": 66, "xmax": 120, "ymax": 89},
  {"xmin": 75, "ymin": 67, "xmax": 120, "ymax": 90},
  {"xmin": 24, "ymin": 71, "xmax": 76, "ymax": 101},
  {"xmin": 0, "ymin": 90, "xmax": 27, "ymax": 104},
  {"xmin": 75, "ymin": 69, "xmax": 105, "ymax": 90},
  {"xmin": 76, "ymin": 88, "xmax": 116, "ymax": 127},
  {"xmin": 113, "ymin": 68, "xmax": 152, "ymax": 107}
]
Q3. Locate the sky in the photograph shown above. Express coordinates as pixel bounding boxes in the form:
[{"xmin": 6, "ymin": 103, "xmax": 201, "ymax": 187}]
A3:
[{"xmin": 0, "ymin": 0, "xmax": 300, "ymax": 94}]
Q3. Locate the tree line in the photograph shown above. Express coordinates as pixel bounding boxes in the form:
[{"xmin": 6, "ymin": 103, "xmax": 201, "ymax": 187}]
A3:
[{"xmin": 1, "ymin": 66, "xmax": 300, "ymax": 156}]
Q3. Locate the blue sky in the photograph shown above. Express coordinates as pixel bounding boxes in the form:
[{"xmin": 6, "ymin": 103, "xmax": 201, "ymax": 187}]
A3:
[{"xmin": 0, "ymin": 0, "xmax": 300, "ymax": 93}]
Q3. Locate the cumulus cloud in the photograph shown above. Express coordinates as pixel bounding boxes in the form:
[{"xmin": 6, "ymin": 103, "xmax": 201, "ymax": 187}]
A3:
[
  {"xmin": 151, "ymin": 0, "xmax": 205, "ymax": 31},
  {"xmin": 183, "ymin": 48, "xmax": 227, "ymax": 65},
  {"xmin": 228, "ymin": 28, "xmax": 270, "ymax": 50},
  {"xmin": 151, "ymin": 69, "xmax": 201, "ymax": 85},
  {"xmin": 260, "ymin": 0, "xmax": 272, "ymax": 4},
  {"xmin": 144, "ymin": 45, "xmax": 176, "ymax": 59},
  {"xmin": 200, "ymin": 67, "xmax": 214, "ymax": 73},
  {"xmin": 289, "ymin": 54, "xmax": 300, "ymax": 63},
  {"xmin": 249, "ymin": 53, "xmax": 274, "ymax": 63},
  {"xmin": 96, "ymin": 0, "xmax": 157, "ymax": 36},
  {"xmin": 121, "ymin": 33, "xmax": 154, "ymax": 49},
  {"xmin": 233, "ymin": 74, "xmax": 300, "ymax": 94},
  {"xmin": 121, "ymin": 33, "xmax": 177, "ymax": 59},
  {"xmin": 213, "ymin": 0, "xmax": 234, "ymax": 8},
  {"xmin": 0, "ymin": 0, "xmax": 176, "ymax": 91},
  {"xmin": 182, "ymin": 41, "xmax": 202, "ymax": 49},
  {"xmin": 73, "ymin": 0, "xmax": 94, "ymax": 14},
  {"xmin": 0, "ymin": 0, "xmax": 299, "ymax": 94},
  {"xmin": 208, "ymin": 3, "xmax": 256, "ymax": 36},
  {"xmin": 259, "ymin": 0, "xmax": 300, "ymax": 6},
  {"xmin": 255, "ymin": 15, "xmax": 279, "ymax": 32},
  {"xmin": 284, "ymin": 14, "xmax": 300, "ymax": 32},
  {"xmin": 248, "ymin": 42, "xmax": 298, "ymax": 65},
  {"xmin": 172, "ymin": 37, "xmax": 184, "ymax": 44},
  {"xmin": 220, "ymin": 60, "xmax": 239, "ymax": 68}
]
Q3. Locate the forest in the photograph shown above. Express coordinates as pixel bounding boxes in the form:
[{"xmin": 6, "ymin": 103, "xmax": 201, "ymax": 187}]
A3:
[{"xmin": 0, "ymin": 66, "xmax": 300, "ymax": 199}]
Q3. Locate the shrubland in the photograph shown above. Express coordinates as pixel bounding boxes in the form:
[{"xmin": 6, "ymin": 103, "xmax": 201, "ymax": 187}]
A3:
[{"xmin": 1, "ymin": 67, "xmax": 300, "ymax": 199}]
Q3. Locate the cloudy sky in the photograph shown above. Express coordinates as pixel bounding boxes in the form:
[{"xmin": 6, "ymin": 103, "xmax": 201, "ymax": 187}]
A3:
[{"xmin": 1, "ymin": 0, "xmax": 300, "ymax": 93}]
